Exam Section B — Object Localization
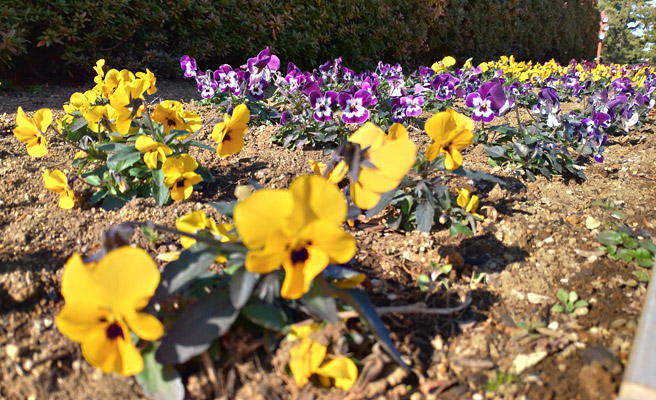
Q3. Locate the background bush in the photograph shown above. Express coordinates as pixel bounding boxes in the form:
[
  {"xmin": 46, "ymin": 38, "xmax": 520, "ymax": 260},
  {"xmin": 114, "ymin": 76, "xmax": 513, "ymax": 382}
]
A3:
[{"xmin": 0, "ymin": 0, "xmax": 598, "ymax": 85}]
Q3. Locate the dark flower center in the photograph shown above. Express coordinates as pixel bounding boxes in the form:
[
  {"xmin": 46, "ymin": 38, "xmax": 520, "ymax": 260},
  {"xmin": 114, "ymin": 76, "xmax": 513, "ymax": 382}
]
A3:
[
  {"xmin": 176, "ymin": 180, "xmax": 185, "ymax": 188},
  {"xmin": 291, "ymin": 247, "xmax": 309, "ymax": 264},
  {"xmin": 106, "ymin": 323, "xmax": 124, "ymax": 340},
  {"xmin": 167, "ymin": 119, "xmax": 177, "ymax": 127}
]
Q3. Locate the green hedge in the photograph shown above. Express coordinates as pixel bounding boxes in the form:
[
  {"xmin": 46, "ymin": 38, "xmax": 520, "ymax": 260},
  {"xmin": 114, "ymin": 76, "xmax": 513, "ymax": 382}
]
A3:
[
  {"xmin": 422, "ymin": 0, "xmax": 600, "ymax": 67},
  {"xmin": 0, "ymin": 0, "xmax": 598, "ymax": 84}
]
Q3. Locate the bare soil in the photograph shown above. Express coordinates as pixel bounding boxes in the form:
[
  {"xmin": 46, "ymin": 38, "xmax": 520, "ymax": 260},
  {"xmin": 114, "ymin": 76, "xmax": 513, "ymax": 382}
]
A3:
[{"xmin": 1, "ymin": 82, "xmax": 655, "ymax": 400}]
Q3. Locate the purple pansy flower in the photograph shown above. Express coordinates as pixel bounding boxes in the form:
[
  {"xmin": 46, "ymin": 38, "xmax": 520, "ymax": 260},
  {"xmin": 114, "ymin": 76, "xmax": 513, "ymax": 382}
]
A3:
[
  {"xmin": 388, "ymin": 75, "xmax": 405, "ymax": 97},
  {"xmin": 309, "ymin": 90, "xmax": 338, "ymax": 122},
  {"xmin": 180, "ymin": 55, "xmax": 197, "ymax": 78},
  {"xmin": 213, "ymin": 65, "xmax": 241, "ymax": 95},
  {"xmin": 195, "ymin": 70, "xmax": 218, "ymax": 99},
  {"xmin": 400, "ymin": 95, "xmax": 424, "ymax": 117},
  {"xmin": 280, "ymin": 110, "xmax": 293, "ymax": 126},
  {"xmin": 465, "ymin": 82, "xmax": 512, "ymax": 123},
  {"xmin": 338, "ymin": 89, "xmax": 372, "ymax": 124},
  {"xmin": 533, "ymin": 87, "xmax": 561, "ymax": 127},
  {"xmin": 431, "ymin": 73, "xmax": 459, "ymax": 101},
  {"xmin": 246, "ymin": 47, "xmax": 280, "ymax": 86},
  {"xmin": 248, "ymin": 79, "xmax": 267, "ymax": 100}
]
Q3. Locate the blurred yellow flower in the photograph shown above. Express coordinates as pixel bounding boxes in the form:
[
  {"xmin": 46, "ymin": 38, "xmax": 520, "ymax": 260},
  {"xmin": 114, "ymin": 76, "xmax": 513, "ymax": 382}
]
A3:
[
  {"xmin": 346, "ymin": 122, "xmax": 416, "ymax": 209},
  {"xmin": 175, "ymin": 210, "xmax": 237, "ymax": 262},
  {"xmin": 425, "ymin": 109, "xmax": 474, "ymax": 170},
  {"xmin": 212, "ymin": 104, "xmax": 249, "ymax": 157},
  {"xmin": 233, "ymin": 175, "xmax": 355, "ymax": 299},
  {"xmin": 308, "ymin": 160, "xmax": 347, "ymax": 184},
  {"xmin": 13, "ymin": 106, "xmax": 51, "ymax": 158},
  {"xmin": 43, "ymin": 169, "xmax": 75, "ymax": 209},
  {"xmin": 55, "ymin": 247, "xmax": 163, "ymax": 376}
]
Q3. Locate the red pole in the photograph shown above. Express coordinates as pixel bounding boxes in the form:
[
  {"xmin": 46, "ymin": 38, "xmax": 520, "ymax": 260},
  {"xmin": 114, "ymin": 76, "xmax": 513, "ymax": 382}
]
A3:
[{"xmin": 597, "ymin": 10, "xmax": 608, "ymax": 65}]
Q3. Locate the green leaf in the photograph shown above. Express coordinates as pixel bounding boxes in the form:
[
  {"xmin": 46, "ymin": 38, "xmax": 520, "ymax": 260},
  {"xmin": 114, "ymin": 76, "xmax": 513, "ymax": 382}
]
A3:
[
  {"xmin": 568, "ymin": 291, "xmax": 579, "ymax": 303},
  {"xmin": 210, "ymin": 201, "xmax": 236, "ymax": 218},
  {"xmin": 229, "ymin": 267, "xmax": 259, "ymax": 309},
  {"xmin": 101, "ymin": 192, "xmax": 133, "ymax": 210},
  {"xmin": 300, "ymin": 276, "xmax": 339, "ymax": 324},
  {"xmin": 551, "ymin": 304, "xmax": 564, "ymax": 313},
  {"xmin": 634, "ymin": 247, "xmax": 654, "ymax": 268},
  {"xmin": 365, "ymin": 190, "xmax": 396, "ymax": 219},
  {"xmin": 107, "ymin": 146, "xmax": 142, "ymax": 172},
  {"xmin": 616, "ymin": 248, "xmax": 636, "ymax": 262},
  {"xmin": 196, "ymin": 165, "xmax": 215, "ymax": 183},
  {"xmin": 415, "ymin": 200, "xmax": 434, "ymax": 233},
  {"xmin": 151, "ymin": 169, "xmax": 169, "ymax": 206},
  {"xmin": 187, "ymin": 140, "xmax": 216, "ymax": 152},
  {"xmin": 70, "ymin": 117, "xmax": 88, "ymax": 132},
  {"xmin": 417, "ymin": 274, "xmax": 431, "ymax": 292},
  {"xmin": 484, "ymin": 145, "xmax": 507, "ymax": 159},
  {"xmin": 156, "ymin": 291, "xmax": 238, "ymax": 365},
  {"xmin": 450, "ymin": 223, "xmax": 473, "ymax": 236},
  {"xmin": 152, "ymin": 243, "xmax": 222, "ymax": 303},
  {"xmin": 242, "ymin": 303, "xmax": 289, "ymax": 332},
  {"xmin": 634, "ymin": 269, "xmax": 650, "ymax": 282},
  {"xmin": 89, "ymin": 189, "xmax": 107, "ymax": 204},
  {"xmin": 136, "ymin": 343, "xmax": 184, "ymax": 400},
  {"xmin": 556, "ymin": 288, "xmax": 568, "ymax": 304},
  {"xmin": 334, "ymin": 288, "xmax": 409, "ymax": 371},
  {"xmin": 597, "ymin": 230, "xmax": 624, "ymax": 246},
  {"xmin": 573, "ymin": 299, "xmax": 588, "ymax": 308}
]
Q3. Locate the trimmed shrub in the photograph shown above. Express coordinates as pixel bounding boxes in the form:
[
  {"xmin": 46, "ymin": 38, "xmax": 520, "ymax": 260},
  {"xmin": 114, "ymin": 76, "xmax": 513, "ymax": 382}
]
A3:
[{"xmin": 0, "ymin": 0, "xmax": 598, "ymax": 84}]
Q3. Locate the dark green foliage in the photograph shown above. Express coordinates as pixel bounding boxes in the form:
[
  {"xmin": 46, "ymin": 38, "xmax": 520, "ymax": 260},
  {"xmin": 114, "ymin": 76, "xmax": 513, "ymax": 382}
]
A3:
[
  {"xmin": 423, "ymin": 0, "xmax": 599, "ymax": 66},
  {"xmin": 1, "ymin": 0, "xmax": 599, "ymax": 85}
]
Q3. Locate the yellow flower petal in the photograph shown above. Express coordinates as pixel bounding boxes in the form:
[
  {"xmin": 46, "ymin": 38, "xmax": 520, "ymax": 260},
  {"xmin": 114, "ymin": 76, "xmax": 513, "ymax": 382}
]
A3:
[
  {"xmin": 289, "ymin": 338, "xmax": 327, "ymax": 387},
  {"xmin": 316, "ymin": 357, "xmax": 359, "ymax": 390},
  {"xmin": 289, "ymin": 175, "xmax": 347, "ymax": 227},
  {"xmin": 234, "ymin": 190, "xmax": 294, "ymax": 249}
]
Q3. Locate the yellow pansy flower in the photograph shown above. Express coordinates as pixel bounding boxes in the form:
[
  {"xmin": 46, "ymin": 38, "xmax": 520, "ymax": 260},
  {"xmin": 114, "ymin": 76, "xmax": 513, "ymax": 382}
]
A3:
[
  {"xmin": 425, "ymin": 108, "xmax": 474, "ymax": 171},
  {"xmin": 457, "ymin": 186, "xmax": 483, "ymax": 219},
  {"xmin": 109, "ymin": 79, "xmax": 149, "ymax": 135},
  {"xmin": 135, "ymin": 136, "xmax": 172, "ymax": 169},
  {"xmin": 152, "ymin": 101, "xmax": 186, "ymax": 134},
  {"xmin": 136, "ymin": 68, "xmax": 157, "ymax": 95},
  {"xmin": 289, "ymin": 337, "xmax": 327, "ymax": 386},
  {"xmin": 162, "ymin": 154, "xmax": 201, "ymax": 201},
  {"xmin": 43, "ymin": 169, "xmax": 76, "ymax": 209},
  {"xmin": 308, "ymin": 160, "xmax": 348, "ymax": 184},
  {"xmin": 55, "ymin": 247, "xmax": 163, "ymax": 376},
  {"xmin": 13, "ymin": 106, "xmax": 51, "ymax": 158},
  {"xmin": 346, "ymin": 122, "xmax": 416, "ymax": 210},
  {"xmin": 84, "ymin": 104, "xmax": 118, "ymax": 134},
  {"xmin": 212, "ymin": 104, "xmax": 249, "ymax": 157},
  {"xmin": 233, "ymin": 175, "xmax": 356, "ymax": 299},
  {"xmin": 175, "ymin": 210, "xmax": 237, "ymax": 263}
]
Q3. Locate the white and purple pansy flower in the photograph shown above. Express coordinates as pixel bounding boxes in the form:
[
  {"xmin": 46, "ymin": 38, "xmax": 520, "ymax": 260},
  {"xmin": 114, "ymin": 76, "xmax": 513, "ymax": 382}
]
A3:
[
  {"xmin": 214, "ymin": 65, "xmax": 241, "ymax": 95},
  {"xmin": 388, "ymin": 75, "xmax": 405, "ymax": 97},
  {"xmin": 466, "ymin": 91, "xmax": 495, "ymax": 123},
  {"xmin": 180, "ymin": 55, "xmax": 197, "ymax": 78},
  {"xmin": 338, "ymin": 89, "xmax": 372, "ymax": 124},
  {"xmin": 245, "ymin": 47, "xmax": 280, "ymax": 86},
  {"xmin": 195, "ymin": 70, "xmax": 218, "ymax": 99},
  {"xmin": 309, "ymin": 90, "xmax": 338, "ymax": 122},
  {"xmin": 431, "ymin": 73, "xmax": 459, "ymax": 101},
  {"xmin": 400, "ymin": 95, "xmax": 424, "ymax": 117},
  {"xmin": 533, "ymin": 87, "xmax": 561, "ymax": 127},
  {"xmin": 248, "ymin": 79, "xmax": 267, "ymax": 100}
]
